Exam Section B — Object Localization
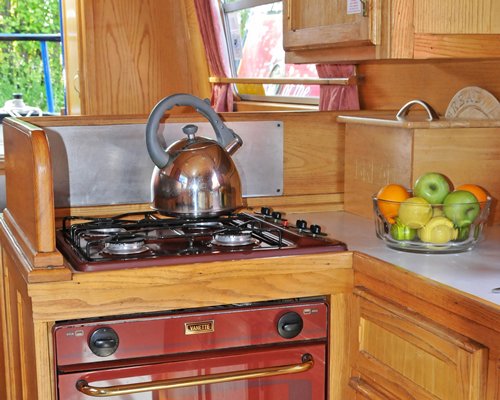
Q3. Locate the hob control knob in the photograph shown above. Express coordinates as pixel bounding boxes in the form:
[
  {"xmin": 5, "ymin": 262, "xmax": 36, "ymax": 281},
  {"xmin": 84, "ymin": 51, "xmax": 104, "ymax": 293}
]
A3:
[
  {"xmin": 277, "ymin": 312, "xmax": 303, "ymax": 339},
  {"xmin": 296, "ymin": 219, "xmax": 307, "ymax": 230},
  {"xmin": 89, "ymin": 327, "xmax": 119, "ymax": 357},
  {"xmin": 310, "ymin": 224, "xmax": 321, "ymax": 235},
  {"xmin": 271, "ymin": 211, "xmax": 282, "ymax": 220},
  {"xmin": 260, "ymin": 207, "xmax": 272, "ymax": 216}
]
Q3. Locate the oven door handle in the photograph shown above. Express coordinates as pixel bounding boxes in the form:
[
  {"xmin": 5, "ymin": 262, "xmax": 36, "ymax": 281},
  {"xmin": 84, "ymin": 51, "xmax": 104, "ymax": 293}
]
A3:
[{"xmin": 76, "ymin": 353, "xmax": 314, "ymax": 397}]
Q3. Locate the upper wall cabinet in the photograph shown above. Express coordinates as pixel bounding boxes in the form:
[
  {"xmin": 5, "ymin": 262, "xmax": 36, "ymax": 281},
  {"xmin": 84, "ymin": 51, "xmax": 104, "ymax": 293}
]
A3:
[{"xmin": 283, "ymin": 0, "xmax": 500, "ymax": 63}]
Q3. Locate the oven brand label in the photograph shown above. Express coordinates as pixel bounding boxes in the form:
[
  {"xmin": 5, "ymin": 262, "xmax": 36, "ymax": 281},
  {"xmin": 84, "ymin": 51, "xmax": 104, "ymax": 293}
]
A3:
[{"xmin": 185, "ymin": 320, "xmax": 215, "ymax": 335}]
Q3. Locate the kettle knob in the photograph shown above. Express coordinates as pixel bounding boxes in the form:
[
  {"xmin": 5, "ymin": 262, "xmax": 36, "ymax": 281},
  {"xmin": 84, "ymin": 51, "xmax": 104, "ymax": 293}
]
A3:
[{"xmin": 182, "ymin": 124, "xmax": 198, "ymax": 140}]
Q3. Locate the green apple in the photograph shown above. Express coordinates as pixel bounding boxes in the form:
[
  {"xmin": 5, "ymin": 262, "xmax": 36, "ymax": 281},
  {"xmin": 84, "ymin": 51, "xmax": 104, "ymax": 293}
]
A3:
[
  {"xmin": 443, "ymin": 190, "xmax": 480, "ymax": 228},
  {"xmin": 413, "ymin": 172, "xmax": 451, "ymax": 204},
  {"xmin": 418, "ymin": 216, "xmax": 458, "ymax": 243},
  {"xmin": 397, "ymin": 197, "xmax": 432, "ymax": 229},
  {"xmin": 390, "ymin": 219, "xmax": 417, "ymax": 241}
]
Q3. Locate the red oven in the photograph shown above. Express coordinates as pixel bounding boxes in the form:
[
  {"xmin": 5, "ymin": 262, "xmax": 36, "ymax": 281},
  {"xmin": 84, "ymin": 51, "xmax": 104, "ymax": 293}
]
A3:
[
  {"xmin": 54, "ymin": 299, "xmax": 329, "ymax": 399},
  {"xmin": 54, "ymin": 208, "xmax": 343, "ymax": 398}
]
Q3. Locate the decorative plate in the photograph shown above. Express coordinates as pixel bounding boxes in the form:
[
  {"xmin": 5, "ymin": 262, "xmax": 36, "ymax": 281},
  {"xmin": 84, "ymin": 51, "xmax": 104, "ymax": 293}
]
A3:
[{"xmin": 445, "ymin": 86, "xmax": 500, "ymax": 119}]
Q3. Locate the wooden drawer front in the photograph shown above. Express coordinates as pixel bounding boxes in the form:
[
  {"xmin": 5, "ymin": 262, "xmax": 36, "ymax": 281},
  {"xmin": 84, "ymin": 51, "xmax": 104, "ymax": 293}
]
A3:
[{"xmin": 354, "ymin": 288, "xmax": 488, "ymax": 400}]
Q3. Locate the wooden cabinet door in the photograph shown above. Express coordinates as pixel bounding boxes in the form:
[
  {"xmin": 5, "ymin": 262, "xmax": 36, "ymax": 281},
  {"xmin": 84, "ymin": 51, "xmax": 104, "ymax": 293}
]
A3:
[
  {"xmin": 349, "ymin": 376, "xmax": 395, "ymax": 399},
  {"xmin": 353, "ymin": 287, "xmax": 488, "ymax": 400},
  {"xmin": 283, "ymin": 0, "xmax": 380, "ymax": 51}
]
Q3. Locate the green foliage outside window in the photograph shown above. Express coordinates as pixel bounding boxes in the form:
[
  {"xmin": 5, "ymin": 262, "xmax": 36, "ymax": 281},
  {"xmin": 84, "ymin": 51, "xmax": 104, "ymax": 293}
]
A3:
[{"xmin": 0, "ymin": 0, "xmax": 64, "ymax": 112}]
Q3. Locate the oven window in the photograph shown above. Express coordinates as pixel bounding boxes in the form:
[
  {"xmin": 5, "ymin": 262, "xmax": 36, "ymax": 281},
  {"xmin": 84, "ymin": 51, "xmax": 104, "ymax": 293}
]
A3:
[{"xmin": 57, "ymin": 344, "xmax": 326, "ymax": 399}]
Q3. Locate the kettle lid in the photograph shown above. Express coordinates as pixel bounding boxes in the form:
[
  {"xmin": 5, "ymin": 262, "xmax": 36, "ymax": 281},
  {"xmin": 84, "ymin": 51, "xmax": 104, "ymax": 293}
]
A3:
[{"xmin": 170, "ymin": 124, "xmax": 220, "ymax": 152}]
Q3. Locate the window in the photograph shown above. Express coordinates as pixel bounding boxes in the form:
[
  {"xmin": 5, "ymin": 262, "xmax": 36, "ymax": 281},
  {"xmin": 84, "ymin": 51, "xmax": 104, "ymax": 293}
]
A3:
[
  {"xmin": 221, "ymin": 0, "xmax": 319, "ymax": 104},
  {"xmin": 0, "ymin": 0, "xmax": 64, "ymax": 114}
]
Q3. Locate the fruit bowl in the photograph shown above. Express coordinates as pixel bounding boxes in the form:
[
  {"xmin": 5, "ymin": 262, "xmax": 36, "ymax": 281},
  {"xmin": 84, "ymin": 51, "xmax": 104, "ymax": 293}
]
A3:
[{"xmin": 373, "ymin": 195, "xmax": 492, "ymax": 253}]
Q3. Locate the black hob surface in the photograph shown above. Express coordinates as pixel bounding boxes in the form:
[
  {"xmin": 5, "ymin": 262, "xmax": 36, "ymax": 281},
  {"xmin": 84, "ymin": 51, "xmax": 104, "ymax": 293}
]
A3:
[{"xmin": 56, "ymin": 210, "xmax": 347, "ymax": 272}]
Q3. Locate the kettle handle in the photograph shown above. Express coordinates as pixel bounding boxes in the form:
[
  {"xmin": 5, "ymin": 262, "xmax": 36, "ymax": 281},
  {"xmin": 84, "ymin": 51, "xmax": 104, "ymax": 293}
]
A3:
[{"xmin": 146, "ymin": 93, "xmax": 243, "ymax": 169}]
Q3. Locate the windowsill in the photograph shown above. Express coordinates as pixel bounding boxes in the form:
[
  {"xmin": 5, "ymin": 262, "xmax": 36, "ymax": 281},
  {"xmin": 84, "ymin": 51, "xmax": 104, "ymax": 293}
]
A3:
[{"xmin": 234, "ymin": 101, "xmax": 318, "ymax": 112}]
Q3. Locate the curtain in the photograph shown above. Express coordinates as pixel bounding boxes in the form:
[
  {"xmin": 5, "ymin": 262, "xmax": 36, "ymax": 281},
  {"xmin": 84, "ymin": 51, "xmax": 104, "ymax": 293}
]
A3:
[
  {"xmin": 316, "ymin": 64, "xmax": 360, "ymax": 111},
  {"xmin": 194, "ymin": 0, "xmax": 233, "ymax": 112}
]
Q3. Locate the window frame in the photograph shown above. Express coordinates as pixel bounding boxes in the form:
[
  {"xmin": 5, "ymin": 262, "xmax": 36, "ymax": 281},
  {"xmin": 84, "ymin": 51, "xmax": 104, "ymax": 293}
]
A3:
[{"xmin": 220, "ymin": 0, "xmax": 320, "ymax": 105}]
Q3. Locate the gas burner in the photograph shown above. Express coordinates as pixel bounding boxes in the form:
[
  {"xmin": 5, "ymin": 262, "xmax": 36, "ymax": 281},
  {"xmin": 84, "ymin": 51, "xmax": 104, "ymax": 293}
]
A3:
[
  {"xmin": 103, "ymin": 234, "xmax": 149, "ymax": 255},
  {"xmin": 211, "ymin": 230, "xmax": 259, "ymax": 247}
]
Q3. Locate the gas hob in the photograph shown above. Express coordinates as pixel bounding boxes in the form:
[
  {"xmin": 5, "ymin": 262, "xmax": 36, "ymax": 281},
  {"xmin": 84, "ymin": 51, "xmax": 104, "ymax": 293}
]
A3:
[{"xmin": 56, "ymin": 209, "xmax": 347, "ymax": 272}]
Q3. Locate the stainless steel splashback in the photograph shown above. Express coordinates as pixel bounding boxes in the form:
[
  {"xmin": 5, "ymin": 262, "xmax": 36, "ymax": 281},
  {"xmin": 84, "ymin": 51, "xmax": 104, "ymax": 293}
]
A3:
[{"xmin": 45, "ymin": 121, "xmax": 283, "ymax": 208}]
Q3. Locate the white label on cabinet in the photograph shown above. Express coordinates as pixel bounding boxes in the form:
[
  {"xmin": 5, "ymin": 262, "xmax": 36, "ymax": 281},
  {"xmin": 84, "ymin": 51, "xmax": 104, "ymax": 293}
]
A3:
[{"xmin": 347, "ymin": 0, "xmax": 362, "ymax": 14}]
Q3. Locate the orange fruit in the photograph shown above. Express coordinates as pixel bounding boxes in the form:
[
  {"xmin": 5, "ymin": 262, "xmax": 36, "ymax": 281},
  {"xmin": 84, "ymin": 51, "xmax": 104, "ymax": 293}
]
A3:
[
  {"xmin": 455, "ymin": 184, "xmax": 489, "ymax": 203},
  {"xmin": 376, "ymin": 184, "xmax": 410, "ymax": 224}
]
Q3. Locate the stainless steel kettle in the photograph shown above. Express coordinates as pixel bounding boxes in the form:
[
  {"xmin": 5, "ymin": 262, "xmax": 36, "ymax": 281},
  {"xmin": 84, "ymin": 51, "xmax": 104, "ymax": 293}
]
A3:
[{"xmin": 146, "ymin": 93, "xmax": 243, "ymax": 217}]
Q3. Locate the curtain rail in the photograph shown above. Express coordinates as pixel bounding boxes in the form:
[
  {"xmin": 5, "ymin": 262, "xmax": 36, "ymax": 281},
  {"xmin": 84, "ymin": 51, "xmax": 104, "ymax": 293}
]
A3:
[{"xmin": 209, "ymin": 76, "xmax": 361, "ymax": 86}]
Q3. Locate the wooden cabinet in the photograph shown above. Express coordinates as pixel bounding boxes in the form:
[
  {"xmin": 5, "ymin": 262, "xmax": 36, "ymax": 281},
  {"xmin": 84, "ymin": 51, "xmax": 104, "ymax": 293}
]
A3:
[
  {"xmin": 283, "ymin": 0, "xmax": 380, "ymax": 53},
  {"xmin": 352, "ymin": 253, "xmax": 500, "ymax": 400},
  {"xmin": 351, "ymin": 287, "xmax": 488, "ymax": 399},
  {"xmin": 284, "ymin": 0, "xmax": 500, "ymax": 63},
  {"xmin": 0, "ymin": 247, "xmax": 46, "ymax": 399},
  {"xmin": 60, "ymin": 0, "xmax": 211, "ymax": 115}
]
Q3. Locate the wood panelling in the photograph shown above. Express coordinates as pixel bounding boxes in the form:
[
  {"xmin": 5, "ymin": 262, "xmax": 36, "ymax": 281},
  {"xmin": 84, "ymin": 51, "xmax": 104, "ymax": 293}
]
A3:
[
  {"xmin": 341, "ymin": 116, "xmax": 500, "ymax": 224},
  {"xmin": 0, "ymin": 249, "xmax": 8, "ymax": 400},
  {"xmin": 358, "ymin": 60, "xmax": 500, "ymax": 114},
  {"xmin": 330, "ymin": 293, "xmax": 359, "ymax": 400},
  {"xmin": 414, "ymin": 0, "xmax": 500, "ymax": 33},
  {"xmin": 3, "ymin": 120, "xmax": 55, "ymax": 253},
  {"xmin": 343, "ymin": 124, "xmax": 413, "ymax": 218},
  {"xmin": 66, "ymin": 0, "xmax": 210, "ymax": 115},
  {"xmin": 1, "ymin": 249, "xmax": 40, "ymax": 399},
  {"xmin": 2, "ymin": 119, "xmax": 64, "ymax": 272},
  {"xmin": 27, "ymin": 251, "xmax": 354, "ymax": 321},
  {"xmin": 414, "ymin": 34, "xmax": 500, "ymax": 58},
  {"xmin": 389, "ymin": 0, "xmax": 414, "ymax": 58}
]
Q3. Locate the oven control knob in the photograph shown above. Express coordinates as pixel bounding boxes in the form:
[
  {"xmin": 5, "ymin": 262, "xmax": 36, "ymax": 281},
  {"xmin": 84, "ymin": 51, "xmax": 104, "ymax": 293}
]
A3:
[
  {"xmin": 271, "ymin": 211, "xmax": 282, "ymax": 220},
  {"xmin": 296, "ymin": 219, "xmax": 307, "ymax": 230},
  {"xmin": 260, "ymin": 207, "xmax": 272, "ymax": 216},
  {"xmin": 277, "ymin": 312, "xmax": 303, "ymax": 339},
  {"xmin": 310, "ymin": 224, "xmax": 321, "ymax": 235},
  {"xmin": 89, "ymin": 327, "xmax": 119, "ymax": 357}
]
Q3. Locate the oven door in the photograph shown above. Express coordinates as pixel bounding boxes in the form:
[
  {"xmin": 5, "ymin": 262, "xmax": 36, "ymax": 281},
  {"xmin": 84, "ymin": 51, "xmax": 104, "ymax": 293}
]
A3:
[{"xmin": 57, "ymin": 343, "xmax": 326, "ymax": 400}]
